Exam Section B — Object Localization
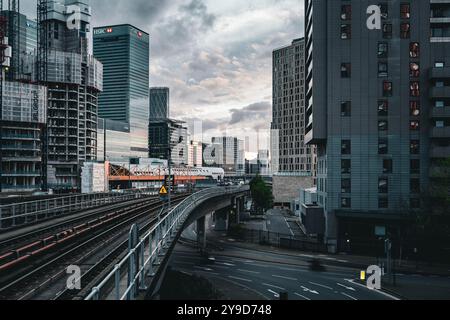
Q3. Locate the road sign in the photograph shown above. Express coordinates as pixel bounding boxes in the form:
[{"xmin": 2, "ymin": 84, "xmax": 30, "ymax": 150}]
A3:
[{"xmin": 159, "ymin": 185, "xmax": 168, "ymax": 196}]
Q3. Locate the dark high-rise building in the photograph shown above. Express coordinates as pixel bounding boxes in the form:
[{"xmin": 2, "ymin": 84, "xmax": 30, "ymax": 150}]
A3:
[
  {"xmin": 149, "ymin": 87, "xmax": 169, "ymax": 120},
  {"xmin": 305, "ymin": 0, "xmax": 450, "ymax": 250},
  {"xmin": 272, "ymin": 38, "xmax": 314, "ymax": 175},
  {"xmin": 93, "ymin": 24, "xmax": 150, "ymax": 158}
]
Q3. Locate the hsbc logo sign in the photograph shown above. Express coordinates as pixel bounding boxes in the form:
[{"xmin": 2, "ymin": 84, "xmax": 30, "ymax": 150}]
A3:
[{"xmin": 94, "ymin": 28, "xmax": 113, "ymax": 35}]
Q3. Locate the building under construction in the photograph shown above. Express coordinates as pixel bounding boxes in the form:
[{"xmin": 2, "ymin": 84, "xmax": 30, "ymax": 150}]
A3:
[
  {"xmin": 1, "ymin": 0, "xmax": 48, "ymax": 194},
  {"xmin": 36, "ymin": 0, "xmax": 103, "ymax": 192}
]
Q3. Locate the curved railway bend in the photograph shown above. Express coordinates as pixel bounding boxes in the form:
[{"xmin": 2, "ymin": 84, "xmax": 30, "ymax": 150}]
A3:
[{"xmin": 0, "ymin": 193, "xmax": 189, "ymax": 300}]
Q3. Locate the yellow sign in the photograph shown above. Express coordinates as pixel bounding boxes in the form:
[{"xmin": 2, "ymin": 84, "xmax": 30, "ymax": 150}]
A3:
[{"xmin": 159, "ymin": 185, "xmax": 168, "ymax": 195}]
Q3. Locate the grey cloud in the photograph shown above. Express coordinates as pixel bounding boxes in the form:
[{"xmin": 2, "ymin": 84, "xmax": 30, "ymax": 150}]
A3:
[{"xmin": 228, "ymin": 101, "xmax": 271, "ymax": 130}]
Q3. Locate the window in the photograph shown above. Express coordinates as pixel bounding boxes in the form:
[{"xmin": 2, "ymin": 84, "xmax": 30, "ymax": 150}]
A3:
[
  {"xmin": 378, "ymin": 42, "xmax": 388, "ymax": 58},
  {"xmin": 341, "ymin": 63, "xmax": 351, "ymax": 78},
  {"xmin": 379, "ymin": 178, "xmax": 388, "ymax": 194},
  {"xmin": 341, "ymin": 101, "xmax": 351, "ymax": 117},
  {"xmin": 401, "ymin": 3, "xmax": 411, "ymax": 19},
  {"xmin": 436, "ymin": 101, "xmax": 445, "ymax": 108},
  {"xmin": 410, "ymin": 121, "xmax": 420, "ymax": 131},
  {"xmin": 435, "ymin": 62, "xmax": 445, "ymax": 68},
  {"xmin": 341, "ymin": 24, "xmax": 352, "ymax": 39},
  {"xmin": 410, "ymin": 42, "xmax": 420, "ymax": 58},
  {"xmin": 410, "ymin": 140, "xmax": 420, "ymax": 154},
  {"xmin": 410, "ymin": 63, "xmax": 420, "ymax": 77},
  {"xmin": 383, "ymin": 81, "xmax": 393, "ymax": 97},
  {"xmin": 383, "ymin": 24, "xmax": 392, "ymax": 39},
  {"xmin": 411, "ymin": 198, "xmax": 421, "ymax": 209},
  {"xmin": 411, "ymin": 159, "xmax": 420, "ymax": 174},
  {"xmin": 383, "ymin": 159, "xmax": 393, "ymax": 174},
  {"xmin": 401, "ymin": 23, "xmax": 410, "ymax": 39},
  {"xmin": 411, "ymin": 179, "xmax": 420, "ymax": 194},
  {"xmin": 342, "ymin": 179, "xmax": 351, "ymax": 193},
  {"xmin": 378, "ymin": 100, "xmax": 388, "ymax": 116},
  {"xmin": 410, "ymin": 101, "xmax": 420, "ymax": 116},
  {"xmin": 379, "ymin": 138, "xmax": 388, "ymax": 154},
  {"xmin": 379, "ymin": 3, "xmax": 388, "ymax": 19},
  {"xmin": 342, "ymin": 159, "xmax": 351, "ymax": 174},
  {"xmin": 341, "ymin": 5, "xmax": 352, "ymax": 20},
  {"xmin": 379, "ymin": 197, "xmax": 389, "ymax": 209},
  {"xmin": 436, "ymin": 120, "xmax": 445, "ymax": 128},
  {"xmin": 379, "ymin": 120, "xmax": 388, "ymax": 131},
  {"xmin": 410, "ymin": 81, "xmax": 420, "ymax": 97},
  {"xmin": 378, "ymin": 62, "xmax": 388, "ymax": 77},
  {"xmin": 342, "ymin": 140, "xmax": 351, "ymax": 155},
  {"xmin": 341, "ymin": 197, "xmax": 351, "ymax": 209}
]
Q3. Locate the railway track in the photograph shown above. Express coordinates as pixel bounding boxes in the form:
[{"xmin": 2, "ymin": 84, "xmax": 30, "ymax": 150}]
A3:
[{"xmin": 0, "ymin": 194, "xmax": 188, "ymax": 300}]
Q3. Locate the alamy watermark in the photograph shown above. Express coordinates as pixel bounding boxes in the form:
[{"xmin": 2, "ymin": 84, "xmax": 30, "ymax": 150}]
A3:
[
  {"xmin": 361, "ymin": 265, "xmax": 383, "ymax": 290},
  {"xmin": 66, "ymin": 4, "xmax": 81, "ymax": 30},
  {"xmin": 66, "ymin": 265, "xmax": 81, "ymax": 290}
]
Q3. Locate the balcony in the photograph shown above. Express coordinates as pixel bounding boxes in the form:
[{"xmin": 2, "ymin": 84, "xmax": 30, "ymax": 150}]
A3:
[
  {"xmin": 431, "ymin": 146, "xmax": 450, "ymax": 158},
  {"xmin": 2, "ymin": 171, "xmax": 41, "ymax": 177},
  {"xmin": 430, "ymin": 86, "xmax": 450, "ymax": 98},
  {"xmin": 429, "ymin": 67, "xmax": 450, "ymax": 79},
  {"xmin": 430, "ymin": 106, "xmax": 450, "ymax": 118},
  {"xmin": 430, "ymin": 126, "xmax": 450, "ymax": 138}
]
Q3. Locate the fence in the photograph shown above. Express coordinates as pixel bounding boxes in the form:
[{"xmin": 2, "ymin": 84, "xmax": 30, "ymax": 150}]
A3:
[
  {"xmin": 0, "ymin": 191, "xmax": 150, "ymax": 230},
  {"xmin": 85, "ymin": 186, "xmax": 249, "ymax": 300}
]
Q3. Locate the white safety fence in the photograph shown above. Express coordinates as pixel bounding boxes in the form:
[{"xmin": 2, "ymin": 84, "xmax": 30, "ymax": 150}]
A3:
[{"xmin": 85, "ymin": 186, "xmax": 248, "ymax": 300}]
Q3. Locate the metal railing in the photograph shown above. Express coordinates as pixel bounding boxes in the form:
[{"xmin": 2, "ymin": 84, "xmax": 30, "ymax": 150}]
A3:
[
  {"xmin": 85, "ymin": 186, "xmax": 249, "ymax": 300},
  {"xmin": 0, "ymin": 191, "xmax": 151, "ymax": 230}
]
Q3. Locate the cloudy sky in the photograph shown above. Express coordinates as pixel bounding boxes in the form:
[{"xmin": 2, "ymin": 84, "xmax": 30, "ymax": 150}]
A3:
[{"xmin": 21, "ymin": 0, "xmax": 303, "ymax": 149}]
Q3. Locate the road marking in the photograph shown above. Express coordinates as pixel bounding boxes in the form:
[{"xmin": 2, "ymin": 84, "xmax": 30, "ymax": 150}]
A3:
[
  {"xmin": 285, "ymin": 219, "xmax": 295, "ymax": 236},
  {"xmin": 272, "ymin": 275, "xmax": 298, "ymax": 281},
  {"xmin": 217, "ymin": 262, "xmax": 236, "ymax": 267},
  {"xmin": 238, "ymin": 269, "xmax": 260, "ymax": 275},
  {"xmin": 344, "ymin": 279, "xmax": 400, "ymax": 300},
  {"xmin": 309, "ymin": 282, "xmax": 333, "ymax": 290},
  {"xmin": 228, "ymin": 276, "xmax": 252, "ymax": 283},
  {"xmin": 277, "ymin": 266, "xmax": 307, "ymax": 272},
  {"xmin": 294, "ymin": 292, "xmax": 311, "ymax": 300},
  {"xmin": 267, "ymin": 289, "xmax": 280, "ymax": 298},
  {"xmin": 263, "ymin": 283, "xmax": 286, "ymax": 291},
  {"xmin": 337, "ymin": 283, "xmax": 356, "ymax": 291},
  {"xmin": 341, "ymin": 292, "xmax": 358, "ymax": 300},
  {"xmin": 194, "ymin": 266, "xmax": 214, "ymax": 272},
  {"xmin": 300, "ymin": 286, "xmax": 319, "ymax": 295}
]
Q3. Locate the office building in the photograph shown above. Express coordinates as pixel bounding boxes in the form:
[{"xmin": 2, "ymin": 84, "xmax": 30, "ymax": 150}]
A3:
[
  {"xmin": 149, "ymin": 87, "xmax": 170, "ymax": 120},
  {"xmin": 272, "ymin": 38, "xmax": 314, "ymax": 174},
  {"xmin": 39, "ymin": 0, "xmax": 103, "ymax": 191},
  {"xmin": 188, "ymin": 140, "xmax": 203, "ymax": 167},
  {"xmin": 148, "ymin": 119, "xmax": 188, "ymax": 166},
  {"xmin": 97, "ymin": 118, "xmax": 131, "ymax": 162},
  {"xmin": 93, "ymin": 24, "xmax": 150, "ymax": 158},
  {"xmin": 0, "ymin": 81, "xmax": 47, "ymax": 193},
  {"xmin": 211, "ymin": 137, "xmax": 245, "ymax": 176},
  {"xmin": 304, "ymin": 1, "xmax": 450, "ymax": 250},
  {"xmin": 26, "ymin": 18, "xmax": 37, "ymax": 54}
]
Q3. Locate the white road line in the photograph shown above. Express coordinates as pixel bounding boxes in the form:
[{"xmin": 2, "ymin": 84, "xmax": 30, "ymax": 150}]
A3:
[
  {"xmin": 337, "ymin": 283, "xmax": 356, "ymax": 291},
  {"xmin": 345, "ymin": 279, "xmax": 400, "ymax": 300},
  {"xmin": 216, "ymin": 262, "xmax": 236, "ymax": 267},
  {"xmin": 294, "ymin": 292, "xmax": 311, "ymax": 300},
  {"xmin": 277, "ymin": 266, "xmax": 305, "ymax": 272},
  {"xmin": 238, "ymin": 269, "xmax": 261, "ymax": 275},
  {"xmin": 309, "ymin": 282, "xmax": 333, "ymax": 290},
  {"xmin": 300, "ymin": 286, "xmax": 319, "ymax": 295},
  {"xmin": 341, "ymin": 292, "xmax": 358, "ymax": 300},
  {"xmin": 272, "ymin": 275, "xmax": 298, "ymax": 281},
  {"xmin": 194, "ymin": 266, "xmax": 214, "ymax": 272},
  {"xmin": 228, "ymin": 276, "xmax": 253, "ymax": 283},
  {"xmin": 263, "ymin": 283, "xmax": 286, "ymax": 291},
  {"xmin": 284, "ymin": 219, "xmax": 295, "ymax": 236},
  {"xmin": 267, "ymin": 289, "xmax": 280, "ymax": 298}
]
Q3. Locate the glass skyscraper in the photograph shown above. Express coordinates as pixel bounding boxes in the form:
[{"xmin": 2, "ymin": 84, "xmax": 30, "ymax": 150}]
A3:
[
  {"xmin": 149, "ymin": 87, "xmax": 170, "ymax": 120},
  {"xmin": 93, "ymin": 24, "xmax": 150, "ymax": 158}
]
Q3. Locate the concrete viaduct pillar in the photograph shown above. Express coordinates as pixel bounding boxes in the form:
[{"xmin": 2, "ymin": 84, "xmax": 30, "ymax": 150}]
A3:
[
  {"xmin": 196, "ymin": 216, "xmax": 206, "ymax": 250},
  {"xmin": 214, "ymin": 208, "xmax": 229, "ymax": 231}
]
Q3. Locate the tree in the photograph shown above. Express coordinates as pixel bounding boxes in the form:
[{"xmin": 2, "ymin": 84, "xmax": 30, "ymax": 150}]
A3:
[{"xmin": 249, "ymin": 175, "xmax": 273, "ymax": 215}]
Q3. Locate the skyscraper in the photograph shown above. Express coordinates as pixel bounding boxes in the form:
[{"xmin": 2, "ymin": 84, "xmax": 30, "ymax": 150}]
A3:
[
  {"xmin": 272, "ymin": 38, "xmax": 314, "ymax": 174},
  {"xmin": 304, "ymin": 1, "xmax": 450, "ymax": 250},
  {"xmin": 93, "ymin": 24, "xmax": 150, "ymax": 158},
  {"xmin": 150, "ymin": 87, "xmax": 170, "ymax": 120},
  {"xmin": 39, "ymin": 0, "xmax": 103, "ymax": 191}
]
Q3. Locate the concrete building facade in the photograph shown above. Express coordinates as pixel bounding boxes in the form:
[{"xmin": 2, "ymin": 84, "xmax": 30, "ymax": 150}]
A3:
[{"xmin": 305, "ymin": 0, "xmax": 450, "ymax": 249}]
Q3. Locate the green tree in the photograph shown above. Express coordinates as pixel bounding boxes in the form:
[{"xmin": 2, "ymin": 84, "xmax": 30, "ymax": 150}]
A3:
[{"xmin": 249, "ymin": 175, "xmax": 273, "ymax": 215}]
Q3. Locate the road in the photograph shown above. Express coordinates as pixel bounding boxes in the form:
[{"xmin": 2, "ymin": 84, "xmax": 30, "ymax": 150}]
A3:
[{"xmin": 168, "ymin": 243, "xmax": 396, "ymax": 300}]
